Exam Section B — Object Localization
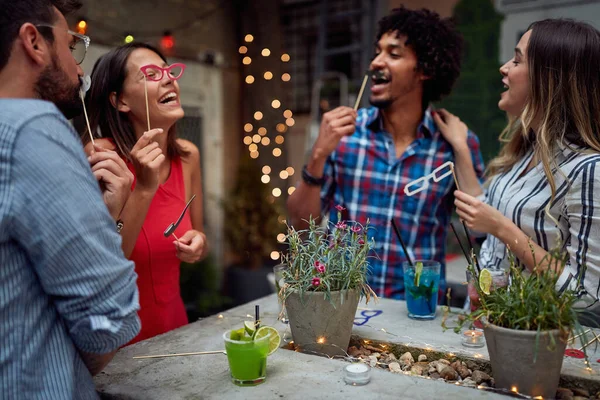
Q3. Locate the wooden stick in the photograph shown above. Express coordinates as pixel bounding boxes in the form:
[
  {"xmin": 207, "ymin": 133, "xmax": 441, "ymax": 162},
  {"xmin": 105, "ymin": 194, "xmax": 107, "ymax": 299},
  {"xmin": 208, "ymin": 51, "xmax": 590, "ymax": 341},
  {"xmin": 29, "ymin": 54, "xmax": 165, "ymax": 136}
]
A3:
[
  {"xmin": 133, "ymin": 350, "xmax": 225, "ymax": 359},
  {"xmin": 451, "ymin": 164, "xmax": 481, "ymax": 273},
  {"xmin": 353, "ymin": 74, "xmax": 369, "ymax": 111},
  {"xmin": 80, "ymin": 91, "xmax": 94, "ymax": 146},
  {"xmin": 144, "ymin": 76, "xmax": 151, "ymax": 132}
]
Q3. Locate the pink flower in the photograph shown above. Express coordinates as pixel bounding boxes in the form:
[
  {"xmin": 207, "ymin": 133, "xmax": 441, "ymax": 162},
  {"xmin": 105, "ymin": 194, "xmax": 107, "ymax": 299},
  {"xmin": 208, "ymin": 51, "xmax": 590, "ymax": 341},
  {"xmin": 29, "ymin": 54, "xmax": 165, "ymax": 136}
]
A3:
[
  {"xmin": 311, "ymin": 277, "xmax": 321, "ymax": 286},
  {"xmin": 335, "ymin": 221, "xmax": 347, "ymax": 230},
  {"xmin": 335, "ymin": 205, "xmax": 346, "ymax": 212},
  {"xmin": 358, "ymin": 238, "xmax": 365, "ymax": 246},
  {"xmin": 350, "ymin": 225, "xmax": 361, "ymax": 233},
  {"xmin": 314, "ymin": 261, "xmax": 326, "ymax": 274}
]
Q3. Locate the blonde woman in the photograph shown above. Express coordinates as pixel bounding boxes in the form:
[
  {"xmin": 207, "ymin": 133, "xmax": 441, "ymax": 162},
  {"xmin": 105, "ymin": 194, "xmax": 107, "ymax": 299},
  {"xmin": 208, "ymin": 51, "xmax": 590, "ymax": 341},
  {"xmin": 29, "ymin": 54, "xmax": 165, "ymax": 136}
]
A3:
[{"xmin": 452, "ymin": 19, "xmax": 600, "ymax": 326}]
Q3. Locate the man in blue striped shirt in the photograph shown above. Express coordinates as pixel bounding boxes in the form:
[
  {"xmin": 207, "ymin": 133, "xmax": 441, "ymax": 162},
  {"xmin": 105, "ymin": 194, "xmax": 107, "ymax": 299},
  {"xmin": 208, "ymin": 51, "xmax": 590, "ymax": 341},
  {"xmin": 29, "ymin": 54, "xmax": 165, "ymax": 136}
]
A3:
[{"xmin": 0, "ymin": 1, "xmax": 141, "ymax": 398}]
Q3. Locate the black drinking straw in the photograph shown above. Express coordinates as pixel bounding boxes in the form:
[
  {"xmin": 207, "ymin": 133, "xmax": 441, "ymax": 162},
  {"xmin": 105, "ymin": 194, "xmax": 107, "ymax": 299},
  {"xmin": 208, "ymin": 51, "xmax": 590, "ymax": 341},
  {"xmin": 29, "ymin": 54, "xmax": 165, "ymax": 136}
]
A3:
[
  {"xmin": 450, "ymin": 221, "xmax": 481, "ymax": 274},
  {"xmin": 255, "ymin": 305, "xmax": 260, "ymax": 329},
  {"xmin": 390, "ymin": 218, "xmax": 414, "ymax": 267}
]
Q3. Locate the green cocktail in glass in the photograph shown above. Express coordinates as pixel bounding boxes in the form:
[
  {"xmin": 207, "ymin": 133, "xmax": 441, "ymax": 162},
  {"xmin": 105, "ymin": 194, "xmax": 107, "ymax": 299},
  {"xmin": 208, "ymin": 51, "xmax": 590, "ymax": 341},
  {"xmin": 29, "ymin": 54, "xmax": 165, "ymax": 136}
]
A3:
[{"xmin": 223, "ymin": 329, "xmax": 271, "ymax": 386}]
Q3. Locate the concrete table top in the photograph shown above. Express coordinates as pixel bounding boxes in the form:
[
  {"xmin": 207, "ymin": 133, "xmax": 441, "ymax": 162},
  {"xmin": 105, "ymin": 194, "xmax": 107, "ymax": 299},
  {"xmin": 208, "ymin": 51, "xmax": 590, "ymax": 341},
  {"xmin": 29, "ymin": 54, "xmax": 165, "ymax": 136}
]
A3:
[{"xmin": 95, "ymin": 295, "xmax": 599, "ymax": 399}]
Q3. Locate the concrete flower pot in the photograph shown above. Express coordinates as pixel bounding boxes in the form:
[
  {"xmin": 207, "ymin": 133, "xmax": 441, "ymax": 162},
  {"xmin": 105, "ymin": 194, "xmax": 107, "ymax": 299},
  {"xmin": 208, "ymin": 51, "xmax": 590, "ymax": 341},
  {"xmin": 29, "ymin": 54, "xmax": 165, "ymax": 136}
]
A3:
[
  {"xmin": 483, "ymin": 321, "xmax": 568, "ymax": 398},
  {"xmin": 286, "ymin": 289, "xmax": 359, "ymax": 357}
]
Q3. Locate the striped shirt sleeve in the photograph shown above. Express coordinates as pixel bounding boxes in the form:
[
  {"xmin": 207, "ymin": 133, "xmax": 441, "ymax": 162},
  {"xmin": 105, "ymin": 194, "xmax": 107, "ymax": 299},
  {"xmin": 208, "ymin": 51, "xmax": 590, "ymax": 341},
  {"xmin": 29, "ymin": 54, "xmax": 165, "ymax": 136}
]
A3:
[
  {"xmin": 10, "ymin": 115, "xmax": 140, "ymax": 354},
  {"xmin": 564, "ymin": 157, "xmax": 600, "ymax": 299}
]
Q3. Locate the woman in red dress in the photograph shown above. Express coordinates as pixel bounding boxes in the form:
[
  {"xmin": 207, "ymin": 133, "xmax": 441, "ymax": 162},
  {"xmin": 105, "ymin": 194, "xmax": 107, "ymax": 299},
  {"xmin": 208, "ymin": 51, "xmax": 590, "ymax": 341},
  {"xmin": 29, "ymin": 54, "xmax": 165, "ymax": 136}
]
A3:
[{"xmin": 83, "ymin": 43, "xmax": 207, "ymax": 344}]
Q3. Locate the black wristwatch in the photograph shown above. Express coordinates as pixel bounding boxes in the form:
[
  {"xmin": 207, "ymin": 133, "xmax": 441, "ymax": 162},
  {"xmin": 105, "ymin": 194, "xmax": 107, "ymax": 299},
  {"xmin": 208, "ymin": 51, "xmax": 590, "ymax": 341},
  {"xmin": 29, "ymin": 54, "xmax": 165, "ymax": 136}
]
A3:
[{"xmin": 302, "ymin": 165, "xmax": 326, "ymax": 186}]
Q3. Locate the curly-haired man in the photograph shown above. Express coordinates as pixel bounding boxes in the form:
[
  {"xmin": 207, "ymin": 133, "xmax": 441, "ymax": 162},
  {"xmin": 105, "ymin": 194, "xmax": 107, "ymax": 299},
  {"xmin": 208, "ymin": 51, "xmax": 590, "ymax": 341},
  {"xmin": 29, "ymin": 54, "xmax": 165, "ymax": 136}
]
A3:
[{"xmin": 288, "ymin": 7, "xmax": 485, "ymax": 300}]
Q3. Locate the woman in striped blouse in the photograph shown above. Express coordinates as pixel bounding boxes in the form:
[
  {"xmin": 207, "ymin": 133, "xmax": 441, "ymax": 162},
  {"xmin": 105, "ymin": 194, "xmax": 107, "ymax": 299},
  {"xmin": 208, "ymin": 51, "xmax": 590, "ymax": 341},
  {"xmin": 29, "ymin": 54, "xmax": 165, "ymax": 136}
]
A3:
[{"xmin": 453, "ymin": 19, "xmax": 600, "ymax": 326}]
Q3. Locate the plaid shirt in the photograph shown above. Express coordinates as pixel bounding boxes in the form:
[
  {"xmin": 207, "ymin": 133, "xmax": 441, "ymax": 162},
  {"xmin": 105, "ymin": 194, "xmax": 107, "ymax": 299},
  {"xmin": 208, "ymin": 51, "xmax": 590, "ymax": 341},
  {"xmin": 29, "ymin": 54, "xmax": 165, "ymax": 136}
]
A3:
[{"xmin": 321, "ymin": 107, "xmax": 485, "ymax": 299}]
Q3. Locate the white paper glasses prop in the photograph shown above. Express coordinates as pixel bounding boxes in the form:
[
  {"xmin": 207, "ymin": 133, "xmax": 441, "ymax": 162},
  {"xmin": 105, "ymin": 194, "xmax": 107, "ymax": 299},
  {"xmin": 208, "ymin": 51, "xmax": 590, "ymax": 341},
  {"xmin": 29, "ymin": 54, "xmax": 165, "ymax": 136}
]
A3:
[
  {"xmin": 403, "ymin": 161, "xmax": 460, "ymax": 197},
  {"xmin": 139, "ymin": 63, "xmax": 186, "ymax": 132},
  {"xmin": 79, "ymin": 75, "xmax": 94, "ymax": 145}
]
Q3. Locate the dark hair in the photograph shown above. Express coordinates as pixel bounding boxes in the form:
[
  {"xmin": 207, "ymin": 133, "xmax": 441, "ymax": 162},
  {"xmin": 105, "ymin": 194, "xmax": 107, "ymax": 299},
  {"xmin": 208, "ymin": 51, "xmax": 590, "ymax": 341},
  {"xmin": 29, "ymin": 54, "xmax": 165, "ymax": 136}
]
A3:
[
  {"xmin": 84, "ymin": 42, "xmax": 188, "ymax": 161},
  {"xmin": 376, "ymin": 6, "xmax": 463, "ymax": 107},
  {"xmin": 0, "ymin": 0, "xmax": 82, "ymax": 71},
  {"xmin": 488, "ymin": 19, "xmax": 600, "ymax": 201}
]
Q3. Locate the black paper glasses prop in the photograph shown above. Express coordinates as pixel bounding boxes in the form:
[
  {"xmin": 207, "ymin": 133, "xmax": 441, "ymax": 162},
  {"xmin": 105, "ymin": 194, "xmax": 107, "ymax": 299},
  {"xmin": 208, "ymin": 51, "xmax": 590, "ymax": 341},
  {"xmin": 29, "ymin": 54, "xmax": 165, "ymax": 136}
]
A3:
[
  {"xmin": 163, "ymin": 194, "xmax": 196, "ymax": 240},
  {"xmin": 140, "ymin": 63, "xmax": 187, "ymax": 132}
]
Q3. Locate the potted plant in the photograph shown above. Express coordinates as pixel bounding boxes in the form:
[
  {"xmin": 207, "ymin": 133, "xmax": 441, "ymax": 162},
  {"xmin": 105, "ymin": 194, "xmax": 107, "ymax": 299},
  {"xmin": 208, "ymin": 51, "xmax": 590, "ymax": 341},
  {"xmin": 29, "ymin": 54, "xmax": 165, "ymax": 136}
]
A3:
[
  {"xmin": 280, "ymin": 206, "xmax": 376, "ymax": 357},
  {"xmin": 443, "ymin": 248, "xmax": 589, "ymax": 398}
]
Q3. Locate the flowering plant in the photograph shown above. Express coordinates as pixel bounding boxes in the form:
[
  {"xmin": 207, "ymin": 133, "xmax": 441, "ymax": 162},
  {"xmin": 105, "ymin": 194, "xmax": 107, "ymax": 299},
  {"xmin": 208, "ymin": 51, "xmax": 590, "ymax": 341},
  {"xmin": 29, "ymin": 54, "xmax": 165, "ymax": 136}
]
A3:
[{"xmin": 280, "ymin": 205, "xmax": 377, "ymax": 303}]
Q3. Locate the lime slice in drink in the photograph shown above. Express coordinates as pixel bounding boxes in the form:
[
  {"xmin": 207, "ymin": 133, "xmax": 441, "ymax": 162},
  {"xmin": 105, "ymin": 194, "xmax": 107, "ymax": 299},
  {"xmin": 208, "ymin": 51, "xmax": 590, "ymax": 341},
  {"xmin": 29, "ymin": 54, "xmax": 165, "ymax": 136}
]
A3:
[
  {"xmin": 244, "ymin": 320, "xmax": 257, "ymax": 336},
  {"xmin": 479, "ymin": 268, "xmax": 492, "ymax": 295},
  {"xmin": 230, "ymin": 328, "xmax": 246, "ymax": 340},
  {"xmin": 414, "ymin": 261, "xmax": 423, "ymax": 287},
  {"xmin": 254, "ymin": 326, "xmax": 281, "ymax": 355}
]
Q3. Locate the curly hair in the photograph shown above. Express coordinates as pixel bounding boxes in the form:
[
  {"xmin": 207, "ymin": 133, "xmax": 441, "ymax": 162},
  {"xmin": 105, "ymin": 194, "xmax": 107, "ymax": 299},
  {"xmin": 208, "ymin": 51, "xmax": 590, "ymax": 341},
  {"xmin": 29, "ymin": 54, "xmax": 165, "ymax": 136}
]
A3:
[{"xmin": 377, "ymin": 6, "xmax": 463, "ymax": 106}]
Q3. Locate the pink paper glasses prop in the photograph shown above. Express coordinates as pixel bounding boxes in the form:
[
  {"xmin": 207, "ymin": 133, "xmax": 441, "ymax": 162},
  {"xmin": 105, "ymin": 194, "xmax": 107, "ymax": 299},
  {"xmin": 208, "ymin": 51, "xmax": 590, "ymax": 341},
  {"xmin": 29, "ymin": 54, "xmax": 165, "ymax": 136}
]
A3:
[{"xmin": 139, "ymin": 63, "xmax": 187, "ymax": 132}]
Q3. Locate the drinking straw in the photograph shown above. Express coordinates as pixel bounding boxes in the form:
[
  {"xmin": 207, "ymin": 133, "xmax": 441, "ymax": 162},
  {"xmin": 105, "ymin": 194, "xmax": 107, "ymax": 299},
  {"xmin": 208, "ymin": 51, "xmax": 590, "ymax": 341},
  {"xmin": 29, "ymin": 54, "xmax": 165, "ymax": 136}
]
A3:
[
  {"xmin": 255, "ymin": 305, "xmax": 260, "ymax": 330},
  {"xmin": 390, "ymin": 218, "xmax": 414, "ymax": 267},
  {"xmin": 450, "ymin": 222, "xmax": 481, "ymax": 274},
  {"xmin": 133, "ymin": 350, "xmax": 225, "ymax": 359},
  {"xmin": 449, "ymin": 165, "xmax": 481, "ymax": 272},
  {"xmin": 353, "ymin": 74, "xmax": 369, "ymax": 111}
]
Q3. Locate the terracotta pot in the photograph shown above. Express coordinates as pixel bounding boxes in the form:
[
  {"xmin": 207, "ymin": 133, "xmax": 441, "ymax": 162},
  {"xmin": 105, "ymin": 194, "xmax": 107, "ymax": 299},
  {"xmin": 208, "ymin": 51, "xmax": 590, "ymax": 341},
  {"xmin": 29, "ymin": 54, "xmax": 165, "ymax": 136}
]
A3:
[
  {"xmin": 483, "ymin": 321, "xmax": 568, "ymax": 398},
  {"xmin": 285, "ymin": 289, "xmax": 359, "ymax": 357}
]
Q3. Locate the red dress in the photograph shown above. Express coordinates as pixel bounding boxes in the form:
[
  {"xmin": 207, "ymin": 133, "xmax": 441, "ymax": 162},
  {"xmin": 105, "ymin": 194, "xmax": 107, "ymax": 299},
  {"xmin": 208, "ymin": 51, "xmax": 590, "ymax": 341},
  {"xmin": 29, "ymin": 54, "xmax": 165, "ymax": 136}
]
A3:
[{"xmin": 127, "ymin": 156, "xmax": 191, "ymax": 344}]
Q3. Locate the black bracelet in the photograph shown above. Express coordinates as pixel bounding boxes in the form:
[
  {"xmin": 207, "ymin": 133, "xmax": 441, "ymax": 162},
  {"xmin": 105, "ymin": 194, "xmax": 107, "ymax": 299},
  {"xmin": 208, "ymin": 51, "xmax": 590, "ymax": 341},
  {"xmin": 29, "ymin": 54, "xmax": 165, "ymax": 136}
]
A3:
[{"xmin": 302, "ymin": 165, "xmax": 326, "ymax": 186}]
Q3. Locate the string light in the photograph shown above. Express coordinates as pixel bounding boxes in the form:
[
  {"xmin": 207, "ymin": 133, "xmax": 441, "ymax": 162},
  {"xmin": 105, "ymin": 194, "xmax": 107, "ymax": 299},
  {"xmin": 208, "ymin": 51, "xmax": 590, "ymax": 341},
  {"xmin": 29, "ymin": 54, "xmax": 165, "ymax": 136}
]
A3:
[
  {"xmin": 77, "ymin": 19, "xmax": 87, "ymax": 35},
  {"xmin": 244, "ymin": 123, "xmax": 253, "ymax": 132},
  {"xmin": 243, "ymin": 57, "xmax": 252, "ymax": 65},
  {"xmin": 283, "ymin": 110, "xmax": 293, "ymax": 118},
  {"xmin": 276, "ymin": 123, "xmax": 287, "ymax": 133},
  {"xmin": 261, "ymin": 175, "xmax": 270, "ymax": 184},
  {"xmin": 244, "ymin": 34, "xmax": 254, "ymax": 43},
  {"xmin": 160, "ymin": 31, "xmax": 175, "ymax": 50},
  {"xmin": 264, "ymin": 71, "xmax": 273, "ymax": 80},
  {"xmin": 286, "ymin": 167, "xmax": 295, "ymax": 176},
  {"xmin": 286, "ymin": 117, "xmax": 295, "ymax": 127},
  {"xmin": 217, "ymin": 314, "xmax": 224, "ymax": 319},
  {"xmin": 275, "ymin": 135, "xmax": 285, "ymax": 144},
  {"xmin": 254, "ymin": 111, "xmax": 263, "ymax": 120},
  {"xmin": 317, "ymin": 337, "xmax": 326, "ymax": 344},
  {"xmin": 261, "ymin": 48, "xmax": 271, "ymax": 56},
  {"xmin": 288, "ymin": 186, "xmax": 296, "ymax": 195},
  {"xmin": 261, "ymin": 137, "xmax": 270, "ymax": 146},
  {"xmin": 273, "ymin": 148, "xmax": 282, "ymax": 157},
  {"xmin": 282, "ymin": 73, "xmax": 291, "ymax": 82},
  {"xmin": 243, "ymin": 136, "xmax": 252, "ymax": 145},
  {"xmin": 280, "ymin": 171, "xmax": 289, "ymax": 179},
  {"xmin": 272, "ymin": 188, "xmax": 282, "ymax": 197},
  {"xmin": 258, "ymin": 127, "xmax": 267, "ymax": 136},
  {"xmin": 271, "ymin": 99, "xmax": 281, "ymax": 109},
  {"xmin": 250, "ymin": 151, "xmax": 259, "ymax": 159},
  {"xmin": 277, "ymin": 233, "xmax": 286, "ymax": 242},
  {"xmin": 270, "ymin": 251, "xmax": 280, "ymax": 260},
  {"xmin": 245, "ymin": 75, "xmax": 255, "ymax": 84},
  {"xmin": 511, "ymin": 386, "xmax": 518, "ymax": 393},
  {"xmin": 238, "ymin": 46, "xmax": 247, "ymax": 54},
  {"xmin": 248, "ymin": 144, "xmax": 258, "ymax": 152},
  {"xmin": 124, "ymin": 34, "xmax": 134, "ymax": 44},
  {"xmin": 281, "ymin": 53, "xmax": 290, "ymax": 62},
  {"xmin": 262, "ymin": 166, "xmax": 271, "ymax": 174},
  {"xmin": 252, "ymin": 134, "xmax": 261, "ymax": 143}
]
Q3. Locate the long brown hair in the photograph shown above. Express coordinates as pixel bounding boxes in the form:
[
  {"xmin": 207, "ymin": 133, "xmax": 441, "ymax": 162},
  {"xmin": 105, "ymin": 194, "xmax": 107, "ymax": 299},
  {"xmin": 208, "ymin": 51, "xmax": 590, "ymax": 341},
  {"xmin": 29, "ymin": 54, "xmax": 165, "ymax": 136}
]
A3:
[
  {"xmin": 487, "ymin": 19, "xmax": 600, "ymax": 201},
  {"xmin": 83, "ymin": 42, "xmax": 188, "ymax": 161}
]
